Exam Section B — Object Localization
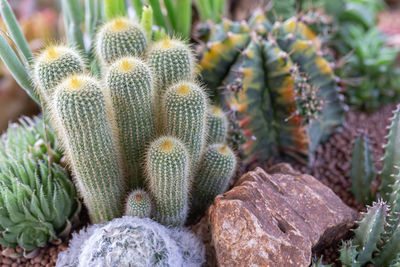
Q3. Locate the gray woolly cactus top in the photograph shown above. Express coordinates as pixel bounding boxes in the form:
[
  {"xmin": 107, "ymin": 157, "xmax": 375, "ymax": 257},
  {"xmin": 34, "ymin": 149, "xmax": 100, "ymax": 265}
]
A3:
[{"xmin": 56, "ymin": 216, "xmax": 205, "ymax": 267}]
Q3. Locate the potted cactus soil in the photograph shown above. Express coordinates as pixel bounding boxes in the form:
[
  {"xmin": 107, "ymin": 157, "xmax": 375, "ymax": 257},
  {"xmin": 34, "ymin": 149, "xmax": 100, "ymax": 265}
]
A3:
[{"xmin": 0, "ymin": 0, "xmax": 400, "ymax": 266}]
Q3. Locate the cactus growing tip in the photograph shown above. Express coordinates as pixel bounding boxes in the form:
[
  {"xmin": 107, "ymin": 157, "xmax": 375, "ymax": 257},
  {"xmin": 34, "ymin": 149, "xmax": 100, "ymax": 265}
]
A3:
[
  {"xmin": 161, "ymin": 140, "xmax": 174, "ymax": 151},
  {"xmin": 44, "ymin": 46, "xmax": 62, "ymax": 61},
  {"xmin": 66, "ymin": 76, "xmax": 84, "ymax": 90},
  {"xmin": 119, "ymin": 59, "xmax": 134, "ymax": 72},
  {"xmin": 110, "ymin": 18, "xmax": 129, "ymax": 31},
  {"xmin": 177, "ymin": 84, "xmax": 191, "ymax": 96}
]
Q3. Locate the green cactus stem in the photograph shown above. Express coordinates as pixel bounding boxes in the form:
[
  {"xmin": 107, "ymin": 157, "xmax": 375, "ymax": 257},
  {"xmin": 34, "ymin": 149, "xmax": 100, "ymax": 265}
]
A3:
[
  {"xmin": 353, "ymin": 201, "xmax": 388, "ymax": 265},
  {"xmin": 52, "ymin": 74, "xmax": 126, "ymax": 223},
  {"xmin": 96, "ymin": 17, "xmax": 148, "ymax": 65},
  {"xmin": 350, "ymin": 133, "xmax": 377, "ymax": 205},
  {"xmin": 163, "ymin": 82, "xmax": 207, "ymax": 171},
  {"xmin": 145, "ymin": 136, "xmax": 189, "ymax": 226},
  {"xmin": 33, "ymin": 45, "xmax": 85, "ymax": 103},
  {"xmin": 105, "ymin": 57, "xmax": 156, "ymax": 189},
  {"xmin": 146, "ymin": 37, "xmax": 194, "ymax": 102},
  {"xmin": 380, "ymin": 105, "xmax": 400, "ymax": 199},
  {"xmin": 192, "ymin": 144, "xmax": 236, "ymax": 212},
  {"xmin": 206, "ymin": 106, "xmax": 229, "ymax": 144},
  {"xmin": 124, "ymin": 189, "xmax": 152, "ymax": 218}
]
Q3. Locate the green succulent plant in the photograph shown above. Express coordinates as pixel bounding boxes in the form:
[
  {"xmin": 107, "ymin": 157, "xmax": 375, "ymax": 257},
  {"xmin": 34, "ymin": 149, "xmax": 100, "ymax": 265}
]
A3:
[
  {"xmin": 124, "ymin": 189, "xmax": 152, "ymax": 219},
  {"xmin": 29, "ymin": 16, "xmax": 238, "ymax": 228},
  {"xmin": 57, "ymin": 216, "xmax": 205, "ymax": 267},
  {"xmin": 340, "ymin": 200, "xmax": 400, "ymax": 267},
  {"xmin": 0, "ymin": 117, "xmax": 80, "ymax": 255},
  {"xmin": 198, "ymin": 13, "xmax": 344, "ymax": 163}
]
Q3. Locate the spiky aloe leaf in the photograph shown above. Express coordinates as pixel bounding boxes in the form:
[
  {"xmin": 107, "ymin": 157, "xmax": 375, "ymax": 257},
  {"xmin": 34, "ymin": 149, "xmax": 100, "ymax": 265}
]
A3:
[
  {"xmin": 387, "ymin": 174, "xmax": 400, "ymax": 234},
  {"xmin": 222, "ymin": 40, "xmax": 277, "ymax": 163},
  {"xmin": 353, "ymin": 201, "xmax": 388, "ymax": 265},
  {"xmin": 311, "ymin": 257, "xmax": 332, "ymax": 267},
  {"xmin": 380, "ymin": 105, "xmax": 400, "ymax": 199},
  {"xmin": 374, "ymin": 224, "xmax": 400, "ymax": 267},
  {"xmin": 339, "ymin": 240, "xmax": 360, "ymax": 267},
  {"xmin": 350, "ymin": 133, "xmax": 377, "ymax": 205}
]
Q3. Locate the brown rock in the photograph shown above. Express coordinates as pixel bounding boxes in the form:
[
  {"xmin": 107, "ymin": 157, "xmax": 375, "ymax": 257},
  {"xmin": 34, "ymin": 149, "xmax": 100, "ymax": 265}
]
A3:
[{"xmin": 193, "ymin": 164, "xmax": 358, "ymax": 267}]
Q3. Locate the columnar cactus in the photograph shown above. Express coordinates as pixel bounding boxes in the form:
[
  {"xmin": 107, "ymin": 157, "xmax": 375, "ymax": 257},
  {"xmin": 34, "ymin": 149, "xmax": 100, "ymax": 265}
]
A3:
[
  {"xmin": 163, "ymin": 82, "xmax": 208, "ymax": 171},
  {"xmin": 192, "ymin": 144, "xmax": 236, "ymax": 212},
  {"xmin": 31, "ymin": 16, "xmax": 238, "ymax": 229},
  {"xmin": 147, "ymin": 37, "xmax": 194, "ymax": 93},
  {"xmin": 96, "ymin": 17, "xmax": 148, "ymax": 65},
  {"xmin": 145, "ymin": 136, "xmax": 190, "ymax": 226},
  {"xmin": 206, "ymin": 106, "xmax": 229, "ymax": 144},
  {"xmin": 33, "ymin": 45, "xmax": 85, "ymax": 102},
  {"xmin": 52, "ymin": 74, "xmax": 126, "ymax": 223},
  {"xmin": 124, "ymin": 189, "xmax": 152, "ymax": 218},
  {"xmin": 105, "ymin": 57, "xmax": 156, "ymax": 188}
]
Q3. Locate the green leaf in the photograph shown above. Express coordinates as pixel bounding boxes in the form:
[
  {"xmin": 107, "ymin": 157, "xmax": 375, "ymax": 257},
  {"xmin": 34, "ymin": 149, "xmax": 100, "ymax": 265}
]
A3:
[
  {"xmin": 0, "ymin": 33, "xmax": 39, "ymax": 104},
  {"xmin": 104, "ymin": 0, "xmax": 126, "ymax": 20},
  {"xmin": 0, "ymin": 0, "xmax": 33, "ymax": 63},
  {"xmin": 175, "ymin": 0, "xmax": 191, "ymax": 38}
]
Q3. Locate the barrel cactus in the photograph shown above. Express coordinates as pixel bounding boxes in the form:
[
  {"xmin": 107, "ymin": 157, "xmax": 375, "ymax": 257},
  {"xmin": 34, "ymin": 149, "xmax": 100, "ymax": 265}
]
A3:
[
  {"xmin": 31, "ymin": 16, "xmax": 238, "ymax": 227},
  {"xmin": 56, "ymin": 216, "xmax": 205, "ymax": 267},
  {"xmin": 198, "ymin": 13, "xmax": 344, "ymax": 163},
  {"xmin": 0, "ymin": 117, "xmax": 80, "ymax": 256}
]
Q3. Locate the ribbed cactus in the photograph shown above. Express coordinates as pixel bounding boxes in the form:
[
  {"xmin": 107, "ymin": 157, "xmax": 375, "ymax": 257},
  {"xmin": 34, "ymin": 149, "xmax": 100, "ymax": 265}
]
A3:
[
  {"xmin": 380, "ymin": 105, "xmax": 400, "ymax": 199},
  {"xmin": 52, "ymin": 74, "xmax": 126, "ymax": 223},
  {"xmin": 163, "ymin": 81, "xmax": 207, "ymax": 171},
  {"xmin": 206, "ymin": 106, "xmax": 229, "ymax": 144},
  {"xmin": 350, "ymin": 133, "xmax": 377, "ymax": 205},
  {"xmin": 192, "ymin": 144, "xmax": 236, "ymax": 212},
  {"xmin": 96, "ymin": 17, "xmax": 148, "ymax": 65},
  {"xmin": 145, "ymin": 136, "xmax": 189, "ymax": 226},
  {"xmin": 105, "ymin": 57, "xmax": 156, "ymax": 188},
  {"xmin": 124, "ymin": 189, "xmax": 152, "ymax": 218},
  {"xmin": 33, "ymin": 45, "xmax": 85, "ymax": 102},
  {"xmin": 147, "ymin": 37, "xmax": 194, "ymax": 99},
  {"xmin": 198, "ymin": 14, "xmax": 344, "ymax": 163}
]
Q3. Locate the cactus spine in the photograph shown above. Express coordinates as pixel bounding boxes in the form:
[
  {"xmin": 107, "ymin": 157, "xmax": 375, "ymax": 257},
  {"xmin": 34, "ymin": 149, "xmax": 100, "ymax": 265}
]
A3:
[
  {"xmin": 105, "ymin": 57, "xmax": 156, "ymax": 189},
  {"xmin": 193, "ymin": 144, "xmax": 236, "ymax": 212},
  {"xmin": 96, "ymin": 17, "xmax": 148, "ymax": 65},
  {"xmin": 124, "ymin": 189, "xmax": 152, "ymax": 218},
  {"xmin": 33, "ymin": 45, "xmax": 85, "ymax": 102},
  {"xmin": 163, "ymin": 82, "xmax": 207, "ymax": 171},
  {"xmin": 52, "ymin": 74, "xmax": 126, "ymax": 223},
  {"xmin": 145, "ymin": 136, "xmax": 189, "ymax": 226}
]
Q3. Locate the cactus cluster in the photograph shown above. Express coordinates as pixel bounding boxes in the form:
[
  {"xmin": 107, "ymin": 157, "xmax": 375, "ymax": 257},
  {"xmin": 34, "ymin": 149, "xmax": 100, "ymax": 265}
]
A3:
[
  {"xmin": 33, "ymin": 16, "xmax": 237, "ymax": 226},
  {"xmin": 198, "ymin": 13, "xmax": 344, "ymax": 163},
  {"xmin": 0, "ymin": 117, "xmax": 80, "ymax": 255},
  {"xmin": 56, "ymin": 216, "xmax": 205, "ymax": 267}
]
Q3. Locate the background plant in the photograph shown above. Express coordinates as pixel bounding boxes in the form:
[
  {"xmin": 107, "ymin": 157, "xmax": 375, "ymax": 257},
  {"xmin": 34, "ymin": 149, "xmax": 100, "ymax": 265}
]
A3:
[{"xmin": 197, "ymin": 12, "xmax": 344, "ymax": 163}]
